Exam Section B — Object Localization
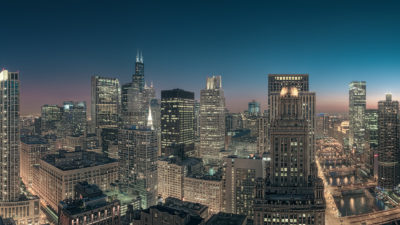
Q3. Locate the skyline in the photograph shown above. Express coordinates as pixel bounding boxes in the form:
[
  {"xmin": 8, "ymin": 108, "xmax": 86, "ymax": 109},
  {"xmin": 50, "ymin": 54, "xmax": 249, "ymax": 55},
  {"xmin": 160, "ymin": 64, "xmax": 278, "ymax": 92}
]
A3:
[{"xmin": 2, "ymin": 0, "xmax": 400, "ymax": 115}]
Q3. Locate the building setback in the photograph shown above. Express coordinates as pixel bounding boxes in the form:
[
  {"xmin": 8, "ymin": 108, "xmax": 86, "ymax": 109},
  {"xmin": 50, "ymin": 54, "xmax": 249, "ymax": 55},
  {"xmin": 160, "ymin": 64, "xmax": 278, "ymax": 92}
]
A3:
[{"xmin": 254, "ymin": 83, "xmax": 325, "ymax": 225}]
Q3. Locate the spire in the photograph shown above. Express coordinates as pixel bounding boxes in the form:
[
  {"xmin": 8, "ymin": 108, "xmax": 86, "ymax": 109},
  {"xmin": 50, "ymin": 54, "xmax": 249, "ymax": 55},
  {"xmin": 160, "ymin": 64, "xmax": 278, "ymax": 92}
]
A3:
[
  {"xmin": 140, "ymin": 51, "xmax": 144, "ymax": 63},
  {"xmin": 136, "ymin": 50, "xmax": 140, "ymax": 63},
  {"xmin": 144, "ymin": 81, "xmax": 148, "ymax": 89},
  {"xmin": 147, "ymin": 105, "xmax": 154, "ymax": 130},
  {"xmin": 150, "ymin": 81, "xmax": 153, "ymax": 88}
]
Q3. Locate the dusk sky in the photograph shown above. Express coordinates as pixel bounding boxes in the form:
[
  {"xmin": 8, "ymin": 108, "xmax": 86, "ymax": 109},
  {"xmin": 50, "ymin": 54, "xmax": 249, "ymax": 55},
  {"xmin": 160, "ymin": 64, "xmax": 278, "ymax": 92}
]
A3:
[{"xmin": 2, "ymin": 0, "xmax": 400, "ymax": 115}]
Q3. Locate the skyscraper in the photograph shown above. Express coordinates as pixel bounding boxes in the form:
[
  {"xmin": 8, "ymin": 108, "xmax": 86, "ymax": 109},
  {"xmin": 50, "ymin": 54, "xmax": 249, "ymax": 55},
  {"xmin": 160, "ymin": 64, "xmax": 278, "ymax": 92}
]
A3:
[
  {"xmin": 41, "ymin": 104, "xmax": 62, "ymax": 133},
  {"xmin": 268, "ymin": 74, "xmax": 316, "ymax": 163},
  {"xmin": 0, "ymin": 70, "xmax": 40, "ymax": 224},
  {"xmin": 161, "ymin": 89, "xmax": 195, "ymax": 158},
  {"xmin": 248, "ymin": 100, "xmax": 260, "ymax": 116},
  {"xmin": 121, "ymin": 52, "xmax": 155, "ymax": 128},
  {"xmin": 199, "ymin": 76, "xmax": 226, "ymax": 165},
  {"xmin": 0, "ymin": 70, "xmax": 20, "ymax": 202},
  {"xmin": 377, "ymin": 94, "xmax": 399, "ymax": 190},
  {"xmin": 222, "ymin": 156, "xmax": 266, "ymax": 220},
  {"xmin": 133, "ymin": 51, "xmax": 145, "ymax": 92},
  {"xmin": 61, "ymin": 101, "xmax": 87, "ymax": 136},
  {"xmin": 268, "ymin": 74, "xmax": 309, "ymax": 117},
  {"xmin": 254, "ymin": 84, "xmax": 325, "ymax": 225},
  {"xmin": 365, "ymin": 109, "xmax": 378, "ymax": 176},
  {"xmin": 118, "ymin": 126, "xmax": 158, "ymax": 209},
  {"xmin": 349, "ymin": 81, "xmax": 366, "ymax": 158},
  {"xmin": 91, "ymin": 76, "xmax": 120, "ymax": 130}
]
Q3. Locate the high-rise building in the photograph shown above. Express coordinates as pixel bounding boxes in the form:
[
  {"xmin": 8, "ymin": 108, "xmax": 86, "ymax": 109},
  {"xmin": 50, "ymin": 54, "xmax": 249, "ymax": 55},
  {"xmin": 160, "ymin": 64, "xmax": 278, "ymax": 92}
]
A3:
[
  {"xmin": 118, "ymin": 126, "xmax": 158, "ymax": 209},
  {"xmin": 61, "ymin": 101, "xmax": 87, "ymax": 136},
  {"xmin": 257, "ymin": 115, "xmax": 268, "ymax": 155},
  {"xmin": 365, "ymin": 109, "xmax": 378, "ymax": 176},
  {"xmin": 121, "ymin": 52, "xmax": 155, "ymax": 128},
  {"xmin": 268, "ymin": 75, "xmax": 316, "ymax": 164},
  {"xmin": 0, "ymin": 70, "xmax": 41, "ymax": 224},
  {"xmin": 91, "ymin": 76, "xmax": 120, "ymax": 130},
  {"xmin": 349, "ymin": 81, "xmax": 366, "ymax": 158},
  {"xmin": 161, "ymin": 89, "xmax": 195, "ymax": 158},
  {"xmin": 248, "ymin": 100, "xmax": 260, "ymax": 116},
  {"xmin": 222, "ymin": 156, "xmax": 266, "ymax": 220},
  {"xmin": 267, "ymin": 74, "xmax": 309, "ymax": 117},
  {"xmin": 254, "ymin": 85, "xmax": 325, "ymax": 225},
  {"xmin": 225, "ymin": 113, "xmax": 243, "ymax": 133},
  {"xmin": 133, "ymin": 51, "xmax": 145, "ymax": 92},
  {"xmin": 199, "ymin": 76, "xmax": 226, "ymax": 165},
  {"xmin": 41, "ymin": 104, "xmax": 62, "ymax": 133},
  {"xmin": 377, "ymin": 94, "xmax": 400, "ymax": 190}
]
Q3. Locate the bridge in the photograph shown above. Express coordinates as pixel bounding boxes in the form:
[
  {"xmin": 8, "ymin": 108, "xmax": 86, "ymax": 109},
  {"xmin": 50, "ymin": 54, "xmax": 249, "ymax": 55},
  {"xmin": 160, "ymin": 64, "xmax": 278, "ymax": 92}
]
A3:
[
  {"xmin": 343, "ymin": 207, "xmax": 400, "ymax": 225},
  {"xmin": 337, "ymin": 182, "xmax": 376, "ymax": 192}
]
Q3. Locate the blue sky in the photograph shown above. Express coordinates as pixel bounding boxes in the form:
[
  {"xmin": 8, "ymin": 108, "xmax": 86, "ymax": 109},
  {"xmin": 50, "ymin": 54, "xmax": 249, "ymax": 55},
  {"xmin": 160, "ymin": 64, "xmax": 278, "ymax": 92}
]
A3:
[{"xmin": 1, "ymin": 0, "xmax": 400, "ymax": 114}]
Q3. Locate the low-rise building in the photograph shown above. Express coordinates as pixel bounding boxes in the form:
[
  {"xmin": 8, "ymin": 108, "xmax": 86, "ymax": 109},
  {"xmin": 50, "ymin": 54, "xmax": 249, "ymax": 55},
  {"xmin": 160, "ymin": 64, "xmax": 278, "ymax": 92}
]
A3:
[
  {"xmin": 183, "ymin": 174, "xmax": 222, "ymax": 214},
  {"xmin": 157, "ymin": 157, "xmax": 202, "ymax": 200},
  {"xmin": 58, "ymin": 182, "xmax": 120, "ymax": 225},
  {"xmin": 132, "ymin": 204, "xmax": 204, "ymax": 225},
  {"xmin": 20, "ymin": 135, "xmax": 49, "ymax": 188},
  {"xmin": 33, "ymin": 150, "xmax": 118, "ymax": 212}
]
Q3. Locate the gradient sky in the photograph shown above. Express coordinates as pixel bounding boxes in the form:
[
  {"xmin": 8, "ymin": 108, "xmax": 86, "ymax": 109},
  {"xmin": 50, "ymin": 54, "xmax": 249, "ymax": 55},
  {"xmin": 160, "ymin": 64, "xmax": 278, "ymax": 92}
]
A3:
[{"xmin": 2, "ymin": 0, "xmax": 400, "ymax": 115}]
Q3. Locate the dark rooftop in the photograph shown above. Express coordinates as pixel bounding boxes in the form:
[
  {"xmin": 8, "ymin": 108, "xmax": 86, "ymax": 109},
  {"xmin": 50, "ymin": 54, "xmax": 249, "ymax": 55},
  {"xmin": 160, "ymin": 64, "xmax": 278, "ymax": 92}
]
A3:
[
  {"xmin": 42, "ymin": 150, "xmax": 117, "ymax": 171},
  {"xmin": 21, "ymin": 135, "xmax": 48, "ymax": 145},
  {"xmin": 206, "ymin": 212, "xmax": 247, "ymax": 225}
]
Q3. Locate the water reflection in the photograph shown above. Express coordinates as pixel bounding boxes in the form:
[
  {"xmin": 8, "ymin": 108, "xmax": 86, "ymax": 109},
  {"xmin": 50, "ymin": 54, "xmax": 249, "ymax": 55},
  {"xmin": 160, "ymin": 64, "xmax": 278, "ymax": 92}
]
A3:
[{"xmin": 335, "ymin": 190, "xmax": 385, "ymax": 216}]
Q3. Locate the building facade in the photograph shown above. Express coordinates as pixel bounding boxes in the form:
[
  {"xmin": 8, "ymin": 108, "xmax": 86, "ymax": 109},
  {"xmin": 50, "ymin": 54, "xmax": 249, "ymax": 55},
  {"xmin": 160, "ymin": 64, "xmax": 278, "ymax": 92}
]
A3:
[
  {"xmin": 157, "ymin": 157, "xmax": 202, "ymax": 201},
  {"xmin": 60, "ymin": 101, "xmax": 87, "ymax": 137},
  {"xmin": 118, "ymin": 127, "xmax": 158, "ymax": 209},
  {"xmin": 222, "ymin": 156, "xmax": 265, "ymax": 220},
  {"xmin": 161, "ymin": 89, "xmax": 195, "ymax": 158},
  {"xmin": 91, "ymin": 76, "xmax": 120, "ymax": 130},
  {"xmin": 365, "ymin": 109, "xmax": 378, "ymax": 176},
  {"xmin": 268, "ymin": 74, "xmax": 316, "ymax": 164},
  {"xmin": 58, "ymin": 182, "xmax": 120, "ymax": 225},
  {"xmin": 0, "ymin": 70, "xmax": 41, "ymax": 224},
  {"xmin": 20, "ymin": 136, "xmax": 49, "ymax": 189},
  {"xmin": 183, "ymin": 175, "xmax": 223, "ymax": 214},
  {"xmin": 377, "ymin": 94, "xmax": 400, "ymax": 190},
  {"xmin": 248, "ymin": 100, "xmax": 260, "ymax": 116},
  {"xmin": 199, "ymin": 76, "xmax": 226, "ymax": 165},
  {"xmin": 254, "ymin": 85, "xmax": 325, "ymax": 225},
  {"xmin": 121, "ymin": 52, "xmax": 155, "ymax": 128},
  {"xmin": 33, "ymin": 150, "xmax": 118, "ymax": 212},
  {"xmin": 349, "ymin": 81, "xmax": 366, "ymax": 159}
]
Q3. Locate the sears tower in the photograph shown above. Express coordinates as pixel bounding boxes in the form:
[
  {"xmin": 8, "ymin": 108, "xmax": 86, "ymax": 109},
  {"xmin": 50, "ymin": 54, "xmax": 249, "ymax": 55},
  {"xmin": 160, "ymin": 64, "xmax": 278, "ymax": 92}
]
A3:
[{"xmin": 133, "ymin": 51, "xmax": 145, "ymax": 91}]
